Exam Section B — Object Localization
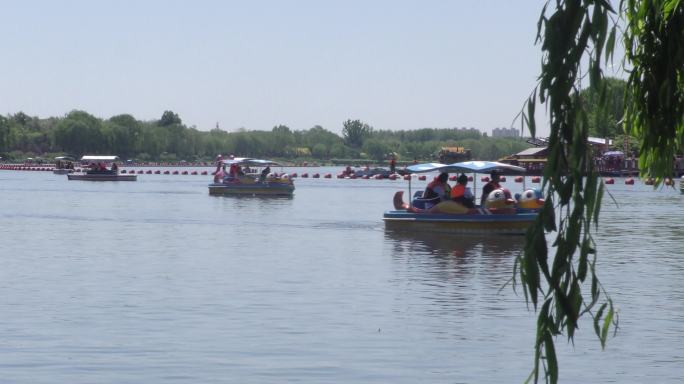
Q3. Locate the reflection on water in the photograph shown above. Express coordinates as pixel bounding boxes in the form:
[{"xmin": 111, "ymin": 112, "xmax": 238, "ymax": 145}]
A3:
[
  {"xmin": 385, "ymin": 229, "xmax": 525, "ymax": 259},
  {"xmin": 383, "ymin": 229, "xmax": 526, "ymax": 322}
]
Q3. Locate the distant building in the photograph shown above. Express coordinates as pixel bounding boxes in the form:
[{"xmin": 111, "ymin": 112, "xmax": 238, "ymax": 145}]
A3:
[{"xmin": 492, "ymin": 127, "xmax": 520, "ymax": 138}]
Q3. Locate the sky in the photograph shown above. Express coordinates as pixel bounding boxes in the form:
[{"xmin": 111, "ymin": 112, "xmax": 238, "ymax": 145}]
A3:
[{"xmin": 0, "ymin": 0, "xmax": 551, "ymax": 136}]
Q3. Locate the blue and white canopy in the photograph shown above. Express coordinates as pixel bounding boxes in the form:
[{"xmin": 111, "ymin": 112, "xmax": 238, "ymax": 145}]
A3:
[{"xmin": 407, "ymin": 160, "xmax": 526, "ymax": 174}]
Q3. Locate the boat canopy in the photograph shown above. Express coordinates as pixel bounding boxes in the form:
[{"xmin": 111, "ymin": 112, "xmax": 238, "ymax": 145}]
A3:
[
  {"xmin": 80, "ymin": 155, "xmax": 119, "ymax": 161},
  {"xmin": 55, "ymin": 156, "xmax": 75, "ymax": 161},
  {"xmin": 407, "ymin": 161, "xmax": 526, "ymax": 174},
  {"xmin": 221, "ymin": 158, "xmax": 280, "ymax": 166}
]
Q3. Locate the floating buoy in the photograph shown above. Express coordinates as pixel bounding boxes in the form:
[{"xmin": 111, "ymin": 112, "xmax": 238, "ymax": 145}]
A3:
[
  {"xmin": 418, "ymin": 175, "xmax": 426, "ymax": 181},
  {"xmin": 467, "ymin": 176, "xmax": 473, "ymax": 182},
  {"xmin": 403, "ymin": 175, "xmax": 411, "ymax": 180},
  {"xmin": 481, "ymin": 176, "xmax": 490, "ymax": 182},
  {"xmin": 172, "ymin": 170, "xmax": 179, "ymax": 175},
  {"xmin": 449, "ymin": 175, "xmax": 457, "ymax": 181},
  {"xmin": 301, "ymin": 173, "xmax": 308, "ymax": 178},
  {"xmin": 121, "ymin": 169, "xmax": 127, "ymax": 174},
  {"xmin": 604, "ymin": 177, "xmax": 614, "ymax": 184},
  {"xmin": 362, "ymin": 174, "xmax": 370, "ymax": 179},
  {"xmin": 191, "ymin": 171, "xmax": 198, "ymax": 175},
  {"xmin": 312, "ymin": 173, "xmax": 320, "ymax": 178},
  {"xmin": 625, "ymin": 177, "xmax": 634, "ymax": 185},
  {"xmin": 374, "ymin": 174, "xmax": 383, "ymax": 180},
  {"xmin": 531, "ymin": 176, "xmax": 541, "ymax": 183},
  {"xmin": 644, "ymin": 178, "xmax": 654, "ymax": 185},
  {"xmin": 324, "ymin": 173, "xmax": 332, "ymax": 178},
  {"xmin": 290, "ymin": 173, "xmax": 297, "ymax": 178},
  {"xmin": 336, "ymin": 173, "xmax": 344, "ymax": 179},
  {"xmin": 499, "ymin": 176, "xmax": 506, "ymax": 182},
  {"xmin": 514, "ymin": 176, "xmax": 524, "ymax": 183},
  {"xmin": 388, "ymin": 174, "xmax": 398, "ymax": 180},
  {"xmin": 138, "ymin": 170, "xmax": 144, "ymax": 174},
  {"xmin": 201, "ymin": 171, "xmax": 208, "ymax": 175},
  {"xmin": 163, "ymin": 170, "xmax": 170, "ymax": 175}
]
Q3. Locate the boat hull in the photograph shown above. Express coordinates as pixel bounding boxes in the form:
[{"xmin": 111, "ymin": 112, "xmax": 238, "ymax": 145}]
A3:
[
  {"xmin": 67, "ymin": 174, "xmax": 137, "ymax": 181},
  {"xmin": 208, "ymin": 182, "xmax": 294, "ymax": 196},
  {"xmin": 383, "ymin": 210, "xmax": 537, "ymax": 235}
]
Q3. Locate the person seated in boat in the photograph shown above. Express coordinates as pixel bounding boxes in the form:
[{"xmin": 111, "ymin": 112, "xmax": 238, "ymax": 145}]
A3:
[
  {"xmin": 111, "ymin": 162, "xmax": 118, "ymax": 174},
  {"xmin": 260, "ymin": 166, "xmax": 271, "ymax": 181},
  {"xmin": 480, "ymin": 170, "xmax": 502, "ymax": 206},
  {"xmin": 236, "ymin": 166, "xmax": 245, "ymax": 176},
  {"xmin": 227, "ymin": 163, "xmax": 239, "ymax": 179},
  {"xmin": 423, "ymin": 172, "xmax": 451, "ymax": 201},
  {"xmin": 450, "ymin": 173, "xmax": 475, "ymax": 208}
]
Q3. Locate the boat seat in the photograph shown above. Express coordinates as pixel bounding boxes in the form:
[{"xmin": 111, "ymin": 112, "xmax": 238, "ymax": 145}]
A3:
[{"xmin": 411, "ymin": 196, "xmax": 441, "ymax": 210}]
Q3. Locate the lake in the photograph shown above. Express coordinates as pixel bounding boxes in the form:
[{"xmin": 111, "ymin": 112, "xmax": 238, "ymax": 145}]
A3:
[{"xmin": 1, "ymin": 168, "xmax": 683, "ymax": 383}]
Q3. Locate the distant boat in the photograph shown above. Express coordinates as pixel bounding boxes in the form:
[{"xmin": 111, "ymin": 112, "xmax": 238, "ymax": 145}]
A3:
[
  {"xmin": 208, "ymin": 157, "xmax": 294, "ymax": 196},
  {"xmin": 53, "ymin": 156, "xmax": 75, "ymax": 175},
  {"xmin": 67, "ymin": 155, "xmax": 137, "ymax": 181}
]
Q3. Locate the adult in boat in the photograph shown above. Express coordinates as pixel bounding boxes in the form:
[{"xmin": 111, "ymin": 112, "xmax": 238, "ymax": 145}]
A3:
[
  {"xmin": 260, "ymin": 166, "xmax": 271, "ymax": 181},
  {"xmin": 423, "ymin": 172, "xmax": 451, "ymax": 200},
  {"xmin": 111, "ymin": 162, "xmax": 118, "ymax": 174},
  {"xmin": 450, "ymin": 173, "xmax": 475, "ymax": 208},
  {"xmin": 389, "ymin": 157, "xmax": 396, "ymax": 174},
  {"xmin": 480, "ymin": 170, "xmax": 502, "ymax": 206}
]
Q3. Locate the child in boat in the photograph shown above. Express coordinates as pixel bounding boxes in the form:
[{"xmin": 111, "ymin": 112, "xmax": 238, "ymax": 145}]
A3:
[{"xmin": 451, "ymin": 173, "xmax": 475, "ymax": 208}]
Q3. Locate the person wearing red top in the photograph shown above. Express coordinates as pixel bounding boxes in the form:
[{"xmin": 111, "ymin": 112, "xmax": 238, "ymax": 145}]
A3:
[{"xmin": 480, "ymin": 171, "xmax": 502, "ymax": 206}]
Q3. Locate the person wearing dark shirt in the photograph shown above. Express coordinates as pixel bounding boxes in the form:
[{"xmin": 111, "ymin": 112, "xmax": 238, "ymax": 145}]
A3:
[
  {"xmin": 260, "ymin": 166, "xmax": 271, "ymax": 181},
  {"xmin": 480, "ymin": 171, "xmax": 502, "ymax": 206}
]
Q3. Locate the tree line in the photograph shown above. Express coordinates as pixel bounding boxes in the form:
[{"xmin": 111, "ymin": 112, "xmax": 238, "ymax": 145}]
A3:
[{"xmin": 0, "ymin": 111, "xmax": 532, "ymax": 163}]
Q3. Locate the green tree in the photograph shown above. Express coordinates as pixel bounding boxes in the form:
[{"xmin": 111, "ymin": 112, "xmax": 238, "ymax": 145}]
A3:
[
  {"xmin": 0, "ymin": 116, "xmax": 9, "ymax": 153},
  {"xmin": 342, "ymin": 119, "xmax": 372, "ymax": 148},
  {"xmin": 159, "ymin": 110, "xmax": 182, "ymax": 127},
  {"xmin": 519, "ymin": 1, "xmax": 684, "ymax": 383},
  {"xmin": 361, "ymin": 138, "xmax": 389, "ymax": 161},
  {"xmin": 580, "ymin": 77, "xmax": 626, "ymax": 137}
]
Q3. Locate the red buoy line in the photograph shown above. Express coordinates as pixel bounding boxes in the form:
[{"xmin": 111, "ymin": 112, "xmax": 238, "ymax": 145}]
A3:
[{"xmin": 0, "ymin": 165, "xmax": 655, "ymax": 187}]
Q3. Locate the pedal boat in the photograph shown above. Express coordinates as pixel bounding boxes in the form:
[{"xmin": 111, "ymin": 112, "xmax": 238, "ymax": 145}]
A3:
[
  {"xmin": 67, "ymin": 155, "xmax": 136, "ymax": 181},
  {"xmin": 383, "ymin": 161, "xmax": 539, "ymax": 235},
  {"xmin": 208, "ymin": 158, "xmax": 294, "ymax": 196}
]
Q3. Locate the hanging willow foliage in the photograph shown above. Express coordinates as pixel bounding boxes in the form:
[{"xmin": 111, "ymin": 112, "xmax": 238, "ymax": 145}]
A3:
[
  {"xmin": 516, "ymin": 1, "xmax": 618, "ymax": 383},
  {"xmin": 623, "ymin": 0, "xmax": 684, "ymax": 183},
  {"xmin": 518, "ymin": 1, "xmax": 684, "ymax": 383}
]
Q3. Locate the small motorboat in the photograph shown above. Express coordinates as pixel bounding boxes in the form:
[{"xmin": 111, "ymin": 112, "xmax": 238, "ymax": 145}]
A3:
[
  {"xmin": 208, "ymin": 157, "xmax": 294, "ymax": 196},
  {"xmin": 383, "ymin": 161, "xmax": 542, "ymax": 235}
]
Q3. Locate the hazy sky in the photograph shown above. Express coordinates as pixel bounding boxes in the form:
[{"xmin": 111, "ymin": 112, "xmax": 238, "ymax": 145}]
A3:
[{"xmin": 0, "ymin": 1, "xmax": 550, "ymax": 135}]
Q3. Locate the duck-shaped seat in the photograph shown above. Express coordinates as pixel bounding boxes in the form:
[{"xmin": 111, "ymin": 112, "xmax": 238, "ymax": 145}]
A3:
[
  {"xmin": 484, "ymin": 188, "xmax": 516, "ymax": 214},
  {"xmin": 515, "ymin": 188, "xmax": 545, "ymax": 210}
]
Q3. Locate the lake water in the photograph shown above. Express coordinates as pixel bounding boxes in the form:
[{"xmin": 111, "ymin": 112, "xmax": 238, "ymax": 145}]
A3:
[{"xmin": 1, "ymin": 168, "xmax": 683, "ymax": 383}]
